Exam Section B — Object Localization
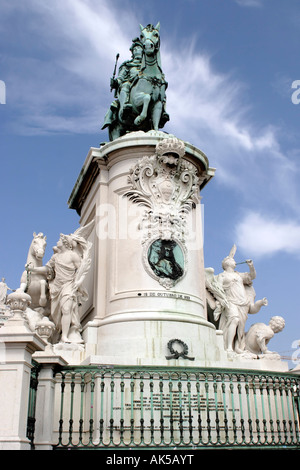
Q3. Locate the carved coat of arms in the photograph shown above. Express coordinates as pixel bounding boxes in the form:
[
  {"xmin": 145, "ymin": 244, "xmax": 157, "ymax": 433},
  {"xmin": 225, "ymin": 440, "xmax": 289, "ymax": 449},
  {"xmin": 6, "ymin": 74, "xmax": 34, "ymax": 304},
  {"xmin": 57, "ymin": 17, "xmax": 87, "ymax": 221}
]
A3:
[{"xmin": 124, "ymin": 137, "xmax": 200, "ymax": 289}]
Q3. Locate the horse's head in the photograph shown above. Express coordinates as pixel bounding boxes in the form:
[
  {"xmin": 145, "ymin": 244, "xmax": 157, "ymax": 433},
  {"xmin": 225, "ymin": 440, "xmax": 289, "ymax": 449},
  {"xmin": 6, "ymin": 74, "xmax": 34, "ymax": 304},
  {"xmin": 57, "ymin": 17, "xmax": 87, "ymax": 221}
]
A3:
[
  {"xmin": 31, "ymin": 232, "xmax": 47, "ymax": 260},
  {"xmin": 139, "ymin": 23, "xmax": 160, "ymax": 56}
]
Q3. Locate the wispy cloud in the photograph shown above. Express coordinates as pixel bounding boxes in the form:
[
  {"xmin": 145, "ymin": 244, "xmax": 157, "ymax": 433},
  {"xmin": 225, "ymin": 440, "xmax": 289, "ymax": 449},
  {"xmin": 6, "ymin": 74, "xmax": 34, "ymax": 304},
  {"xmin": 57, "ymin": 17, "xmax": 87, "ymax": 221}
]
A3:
[
  {"xmin": 235, "ymin": 0, "xmax": 263, "ymax": 7},
  {"xmin": 164, "ymin": 44, "xmax": 273, "ymax": 152},
  {"xmin": 1, "ymin": 0, "xmax": 138, "ymax": 134},
  {"xmin": 235, "ymin": 212, "xmax": 300, "ymax": 257}
]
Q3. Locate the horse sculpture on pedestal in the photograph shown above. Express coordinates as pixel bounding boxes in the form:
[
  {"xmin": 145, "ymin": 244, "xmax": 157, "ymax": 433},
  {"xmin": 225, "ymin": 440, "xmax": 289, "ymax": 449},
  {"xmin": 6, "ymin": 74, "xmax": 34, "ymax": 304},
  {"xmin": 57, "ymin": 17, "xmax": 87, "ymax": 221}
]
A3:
[
  {"xmin": 20, "ymin": 232, "xmax": 50, "ymax": 316},
  {"xmin": 102, "ymin": 23, "xmax": 169, "ymax": 141}
]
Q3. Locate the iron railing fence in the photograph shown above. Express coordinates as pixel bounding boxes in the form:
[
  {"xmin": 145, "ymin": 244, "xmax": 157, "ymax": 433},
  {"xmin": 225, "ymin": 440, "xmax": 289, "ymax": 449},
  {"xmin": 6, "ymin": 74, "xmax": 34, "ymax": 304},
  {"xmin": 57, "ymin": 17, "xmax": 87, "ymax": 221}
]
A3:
[
  {"xmin": 52, "ymin": 365, "xmax": 300, "ymax": 449},
  {"xmin": 27, "ymin": 360, "xmax": 41, "ymax": 450}
]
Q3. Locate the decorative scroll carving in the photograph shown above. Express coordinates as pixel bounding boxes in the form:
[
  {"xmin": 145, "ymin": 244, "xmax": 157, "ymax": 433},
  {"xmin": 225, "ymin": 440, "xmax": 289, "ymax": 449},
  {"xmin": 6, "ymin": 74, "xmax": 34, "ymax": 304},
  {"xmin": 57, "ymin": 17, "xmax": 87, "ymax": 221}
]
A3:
[{"xmin": 124, "ymin": 137, "xmax": 200, "ymax": 288}]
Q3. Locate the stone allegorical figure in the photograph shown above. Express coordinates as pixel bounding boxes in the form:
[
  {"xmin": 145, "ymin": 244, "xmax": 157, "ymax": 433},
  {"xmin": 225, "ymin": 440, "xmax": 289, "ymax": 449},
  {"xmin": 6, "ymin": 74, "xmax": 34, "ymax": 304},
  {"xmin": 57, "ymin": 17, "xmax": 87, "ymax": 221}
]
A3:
[
  {"xmin": 0, "ymin": 277, "xmax": 12, "ymax": 306},
  {"xmin": 245, "ymin": 316, "xmax": 285, "ymax": 358},
  {"xmin": 206, "ymin": 245, "xmax": 268, "ymax": 355},
  {"xmin": 27, "ymin": 222, "xmax": 93, "ymax": 344}
]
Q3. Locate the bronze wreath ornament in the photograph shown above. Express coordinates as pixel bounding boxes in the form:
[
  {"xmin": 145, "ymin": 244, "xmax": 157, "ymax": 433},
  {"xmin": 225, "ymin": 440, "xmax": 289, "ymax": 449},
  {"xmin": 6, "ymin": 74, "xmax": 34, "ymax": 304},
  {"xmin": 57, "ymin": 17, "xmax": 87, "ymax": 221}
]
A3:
[{"xmin": 166, "ymin": 339, "xmax": 195, "ymax": 361}]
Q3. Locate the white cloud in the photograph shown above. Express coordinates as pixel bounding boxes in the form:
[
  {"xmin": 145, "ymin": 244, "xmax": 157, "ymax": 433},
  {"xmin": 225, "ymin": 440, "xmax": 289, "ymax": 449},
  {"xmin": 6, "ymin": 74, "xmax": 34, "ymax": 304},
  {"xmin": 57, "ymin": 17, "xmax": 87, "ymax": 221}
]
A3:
[
  {"xmin": 163, "ymin": 43, "xmax": 277, "ymax": 153},
  {"xmin": 235, "ymin": 0, "xmax": 263, "ymax": 7},
  {"xmin": 235, "ymin": 211, "xmax": 300, "ymax": 257}
]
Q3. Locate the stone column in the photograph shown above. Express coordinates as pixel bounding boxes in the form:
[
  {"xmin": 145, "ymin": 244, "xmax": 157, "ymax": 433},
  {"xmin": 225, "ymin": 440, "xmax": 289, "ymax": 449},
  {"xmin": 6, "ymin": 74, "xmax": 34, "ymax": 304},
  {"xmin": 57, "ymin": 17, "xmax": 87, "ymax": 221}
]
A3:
[
  {"xmin": 0, "ymin": 290, "xmax": 45, "ymax": 450},
  {"xmin": 31, "ymin": 355, "xmax": 68, "ymax": 450}
]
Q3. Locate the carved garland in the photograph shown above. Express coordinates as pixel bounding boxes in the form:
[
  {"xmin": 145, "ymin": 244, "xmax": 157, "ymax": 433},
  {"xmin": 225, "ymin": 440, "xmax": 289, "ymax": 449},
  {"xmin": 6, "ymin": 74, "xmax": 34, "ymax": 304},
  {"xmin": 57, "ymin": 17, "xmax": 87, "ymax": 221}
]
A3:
[{"xmin": 165, "ymin": 339, "xmax": 195, "ymax": 361}]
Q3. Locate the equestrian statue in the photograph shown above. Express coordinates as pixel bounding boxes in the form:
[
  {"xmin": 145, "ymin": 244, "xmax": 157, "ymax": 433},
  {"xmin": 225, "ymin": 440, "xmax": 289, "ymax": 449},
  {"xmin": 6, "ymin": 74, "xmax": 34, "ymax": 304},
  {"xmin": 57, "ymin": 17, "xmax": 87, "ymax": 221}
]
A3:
[{"xmin": 102, "ymin": 23, "xmax": 169, "ymax": 141}]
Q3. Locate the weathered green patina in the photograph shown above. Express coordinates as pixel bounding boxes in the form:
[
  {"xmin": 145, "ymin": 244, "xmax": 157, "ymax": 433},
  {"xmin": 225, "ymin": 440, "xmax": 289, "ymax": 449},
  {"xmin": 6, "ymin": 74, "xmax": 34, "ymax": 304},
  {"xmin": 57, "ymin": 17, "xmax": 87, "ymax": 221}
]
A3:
[
  {"xmin": 148, "ymin": 239, "xmax": 184, "ymax": 281},
  {"xmin": 52, "ymin": 365, "xmax": 300, "ymax": 449},
  {"xmin": 102, "ymin": 23, "xmax": 169, "ymax": 141}
]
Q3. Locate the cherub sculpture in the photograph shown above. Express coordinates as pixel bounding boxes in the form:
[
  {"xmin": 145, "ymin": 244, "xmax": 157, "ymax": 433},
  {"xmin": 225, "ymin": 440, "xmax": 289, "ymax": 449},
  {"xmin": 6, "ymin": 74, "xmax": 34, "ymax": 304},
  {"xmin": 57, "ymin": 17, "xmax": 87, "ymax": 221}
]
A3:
[
  {"xmin": 245, "ymin": 316, "xmax": 285, "ymax": 359},
  {"xmin": 205, "ymin": 245, "xmax": 268, "ymax": 355},
  {"xmin": 27, "ymin": 221, "xmax": 94, "ymax": 344}
]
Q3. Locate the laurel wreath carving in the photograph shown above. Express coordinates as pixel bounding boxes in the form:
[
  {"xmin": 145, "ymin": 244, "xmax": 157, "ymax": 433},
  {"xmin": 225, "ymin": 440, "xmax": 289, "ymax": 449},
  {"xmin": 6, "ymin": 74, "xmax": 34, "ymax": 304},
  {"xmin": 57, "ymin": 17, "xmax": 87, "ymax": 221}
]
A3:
[{"xmin": 165, "ymin": 339, "xmax": 195, "ymax": 361}]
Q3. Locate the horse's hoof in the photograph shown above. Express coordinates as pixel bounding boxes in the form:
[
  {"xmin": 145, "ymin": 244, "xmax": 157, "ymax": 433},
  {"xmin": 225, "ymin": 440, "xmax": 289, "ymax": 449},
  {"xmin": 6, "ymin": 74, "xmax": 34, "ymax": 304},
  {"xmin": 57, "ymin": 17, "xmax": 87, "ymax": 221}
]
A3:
[
  {"xmin": 134, "ymin": 115, "xmax": 146, "ymax": 126},
  {"xmin": 134, "ymin": 116, "xmax": 142, "ymax": 126}
]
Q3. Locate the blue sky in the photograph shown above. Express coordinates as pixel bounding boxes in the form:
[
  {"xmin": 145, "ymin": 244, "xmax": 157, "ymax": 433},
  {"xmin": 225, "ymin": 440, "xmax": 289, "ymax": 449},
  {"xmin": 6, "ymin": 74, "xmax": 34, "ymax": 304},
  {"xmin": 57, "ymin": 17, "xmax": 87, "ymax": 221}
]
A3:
[{"xmin": 0, "ymin": 0, "xmax": 300, "ymax": 366}]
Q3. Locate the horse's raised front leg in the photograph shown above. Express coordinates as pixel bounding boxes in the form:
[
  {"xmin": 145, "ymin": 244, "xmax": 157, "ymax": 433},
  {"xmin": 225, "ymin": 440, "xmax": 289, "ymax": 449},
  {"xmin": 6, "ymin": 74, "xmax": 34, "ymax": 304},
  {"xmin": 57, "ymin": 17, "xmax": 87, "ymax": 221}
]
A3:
[
  {"xmin": 152, "ymin": 101, "xmax": 163, "ymax": 130},
  {"xmin": 39, "ymin": 279, "xmax": 47, "ymax": 307},
  {"xmin": 134, "ymin": 93, "xmax": 151, "ymax": 126}
]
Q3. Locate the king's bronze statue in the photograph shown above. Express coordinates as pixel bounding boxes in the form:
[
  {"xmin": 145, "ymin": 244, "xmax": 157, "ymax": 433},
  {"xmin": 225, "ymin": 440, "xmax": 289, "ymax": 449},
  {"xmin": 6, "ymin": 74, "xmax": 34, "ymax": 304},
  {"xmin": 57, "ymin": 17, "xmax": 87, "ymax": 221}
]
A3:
[{"xmin": 102, "ymin": 23, "xmax": 169, "ymax": 141}]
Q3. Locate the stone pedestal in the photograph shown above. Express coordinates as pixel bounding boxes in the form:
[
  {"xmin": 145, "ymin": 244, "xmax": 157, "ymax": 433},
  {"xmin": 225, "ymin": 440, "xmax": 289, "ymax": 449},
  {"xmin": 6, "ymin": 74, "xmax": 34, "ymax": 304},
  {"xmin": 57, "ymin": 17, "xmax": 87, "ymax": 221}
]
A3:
[
  {"xmin": 0, "ymin": 291, "xmax": 45, "ymax": 450},
  {"xmin": 83, "ymin": 319, "xmax": 227, "ymax": 367},
  {"xmin": 69, "ymin": 131, "xmax": 229, "ymax": 366}
]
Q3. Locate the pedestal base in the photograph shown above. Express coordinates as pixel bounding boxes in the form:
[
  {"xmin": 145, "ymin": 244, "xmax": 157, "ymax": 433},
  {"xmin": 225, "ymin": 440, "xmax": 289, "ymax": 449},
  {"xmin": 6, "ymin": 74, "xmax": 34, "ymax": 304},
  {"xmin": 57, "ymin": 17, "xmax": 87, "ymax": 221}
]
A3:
[
  {"xmin": 0, "ymin": 438, "xmax": 31, "ymax": 450},
  {"xmin": 80, "ymin": 319, "xmax": 288, "ymax": 372},
  {"xmin": 82, "ymin": 318, "xmax": 217, "ymax": 366}
]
